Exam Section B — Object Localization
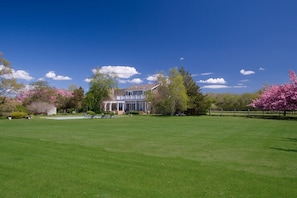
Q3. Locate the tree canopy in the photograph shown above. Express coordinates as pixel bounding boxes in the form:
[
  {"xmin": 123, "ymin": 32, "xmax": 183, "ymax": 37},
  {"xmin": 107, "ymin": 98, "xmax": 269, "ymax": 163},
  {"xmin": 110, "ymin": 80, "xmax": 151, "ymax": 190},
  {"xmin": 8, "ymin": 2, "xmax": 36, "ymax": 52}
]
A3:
[
  {"xmin": 249, "ymin": 70, "xmax": 297, "ymax": 115},
  {"xmin": 85, "ymin": 68, "xmax": 118, "ymax": 113},
  {"xmin": 0, "ymin": 53, "xmax": 24, "ymax": 98},
  {"xmin": 0, "ymin": 53, "xmax": 25, "ymax": 115},
  {"xmin": 179, "ymin": 67, "xmax": 210, "ymax": 115},
  {"xmin": 146, "ymin": 68, "xmax": 189, "ymax": 115},
  {"xmin": 16, "ymin": 80, "xmax": 73, "ymax": 114}
]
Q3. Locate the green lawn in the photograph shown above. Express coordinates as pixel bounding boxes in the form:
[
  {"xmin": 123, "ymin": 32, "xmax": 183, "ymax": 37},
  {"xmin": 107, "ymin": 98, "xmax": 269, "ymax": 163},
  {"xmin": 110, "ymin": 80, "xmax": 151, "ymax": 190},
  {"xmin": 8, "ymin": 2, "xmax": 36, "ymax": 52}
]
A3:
[{"xmin": 0, "ymin": 116, "xmax": 296, "ymax": 197}]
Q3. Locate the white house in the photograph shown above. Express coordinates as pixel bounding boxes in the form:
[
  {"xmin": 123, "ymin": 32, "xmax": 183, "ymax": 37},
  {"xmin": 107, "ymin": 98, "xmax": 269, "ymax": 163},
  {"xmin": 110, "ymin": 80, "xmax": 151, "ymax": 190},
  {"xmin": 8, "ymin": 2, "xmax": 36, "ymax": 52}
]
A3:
[{"xmin": 103, "ymin": 84, "xmax": 159, "ymax": 114}]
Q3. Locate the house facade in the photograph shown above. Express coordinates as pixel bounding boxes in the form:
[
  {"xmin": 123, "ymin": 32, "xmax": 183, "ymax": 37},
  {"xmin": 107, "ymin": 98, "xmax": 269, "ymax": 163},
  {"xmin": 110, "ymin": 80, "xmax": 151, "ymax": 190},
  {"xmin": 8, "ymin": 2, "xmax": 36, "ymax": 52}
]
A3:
[{"xmin": 103, "ymin": 84, "xmax": 159, "ymax": 114}]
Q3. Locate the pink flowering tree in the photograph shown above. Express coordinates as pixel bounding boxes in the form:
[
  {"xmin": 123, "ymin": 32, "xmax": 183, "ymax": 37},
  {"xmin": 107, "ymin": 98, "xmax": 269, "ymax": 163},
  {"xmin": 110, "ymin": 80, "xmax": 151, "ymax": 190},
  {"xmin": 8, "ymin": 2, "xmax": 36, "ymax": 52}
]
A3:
[
  {"xmin": 249, "ymin": 71, "xmax": 297, "ymax": 116},
  {"xmin": 16, "ymin": 81, "xmax": 73, "ymax": 114}
]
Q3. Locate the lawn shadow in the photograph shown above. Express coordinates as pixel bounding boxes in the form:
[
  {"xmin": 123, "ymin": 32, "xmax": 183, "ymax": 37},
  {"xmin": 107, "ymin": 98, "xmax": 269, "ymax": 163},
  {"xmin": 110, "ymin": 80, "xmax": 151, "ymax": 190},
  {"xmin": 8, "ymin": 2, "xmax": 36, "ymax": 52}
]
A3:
[
  {"xmin": 270, "ymin": 137, "xmax": 297, "ymax": 153},
  {"xmin": 283, "ymin": 137, "xmax": 297, "ymax": 142},
  {"xmin": 270, "ymin": 147, "xmax": 297, "ymax": 153}
]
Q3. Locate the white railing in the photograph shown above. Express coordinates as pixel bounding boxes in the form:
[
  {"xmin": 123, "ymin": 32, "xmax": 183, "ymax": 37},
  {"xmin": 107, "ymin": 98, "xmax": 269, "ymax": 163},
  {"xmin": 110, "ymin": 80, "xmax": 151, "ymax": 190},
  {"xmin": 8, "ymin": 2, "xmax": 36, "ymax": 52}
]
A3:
[{"xmin": 116, "ymin": 95, "xmax": 145, "ymax": 100}]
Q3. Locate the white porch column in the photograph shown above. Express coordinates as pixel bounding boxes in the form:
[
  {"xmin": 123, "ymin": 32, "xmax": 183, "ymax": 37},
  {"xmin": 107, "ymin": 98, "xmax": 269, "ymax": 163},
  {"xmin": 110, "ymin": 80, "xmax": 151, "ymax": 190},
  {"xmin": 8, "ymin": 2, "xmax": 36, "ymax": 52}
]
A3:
[{"xmin": 104, "ymin": 102, "xmax": 107, "ymax": 111}]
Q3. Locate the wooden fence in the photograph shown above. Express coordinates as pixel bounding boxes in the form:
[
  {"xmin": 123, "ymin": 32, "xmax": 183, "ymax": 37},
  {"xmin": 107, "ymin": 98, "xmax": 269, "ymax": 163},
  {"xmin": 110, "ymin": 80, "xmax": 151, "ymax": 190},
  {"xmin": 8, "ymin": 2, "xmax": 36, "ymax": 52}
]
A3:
[{"xmin": 207, "ymin": 109, "xmax": 297, "ymax": 119}]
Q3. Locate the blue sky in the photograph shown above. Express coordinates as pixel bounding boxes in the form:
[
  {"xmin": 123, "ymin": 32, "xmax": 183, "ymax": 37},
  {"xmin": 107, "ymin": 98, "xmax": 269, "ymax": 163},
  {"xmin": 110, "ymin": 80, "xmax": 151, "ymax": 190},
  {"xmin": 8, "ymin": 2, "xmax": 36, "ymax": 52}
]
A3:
[{"xmin": 1, "ymin": 0, "xmax": 297, "ymax": 93}]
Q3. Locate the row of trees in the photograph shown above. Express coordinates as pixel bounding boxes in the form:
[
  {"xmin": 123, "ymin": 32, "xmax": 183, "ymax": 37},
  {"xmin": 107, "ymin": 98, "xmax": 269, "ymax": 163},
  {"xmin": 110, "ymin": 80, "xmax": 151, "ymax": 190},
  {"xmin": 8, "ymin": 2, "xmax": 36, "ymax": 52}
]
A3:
[
  {"xmin": 1, "ymin": 55, "xmax": 210, "ymax": 116},
  {"xmin": 2, "ymin": 52, "xmax": 296, "ymax": 116},
  {"xmin": 207, "ymin": 92, "xmax": 259, "ymax": 111}
]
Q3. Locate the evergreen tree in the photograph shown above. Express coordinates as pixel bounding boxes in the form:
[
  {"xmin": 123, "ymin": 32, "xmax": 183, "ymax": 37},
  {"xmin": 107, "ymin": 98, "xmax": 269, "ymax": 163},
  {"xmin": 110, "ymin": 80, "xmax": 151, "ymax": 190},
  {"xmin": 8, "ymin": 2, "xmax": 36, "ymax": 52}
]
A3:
[{"xmin": 179, "ymin": 67, "xmax": 209, "ymax": 115}]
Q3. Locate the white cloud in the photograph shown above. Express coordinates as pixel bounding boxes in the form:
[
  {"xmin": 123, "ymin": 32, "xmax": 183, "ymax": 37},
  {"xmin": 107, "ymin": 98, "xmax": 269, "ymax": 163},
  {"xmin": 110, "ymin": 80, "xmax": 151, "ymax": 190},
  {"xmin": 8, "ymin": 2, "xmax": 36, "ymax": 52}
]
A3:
[
  {"xmin": 201, "ymin": 85, "xmax": 247, "ymax": 89},
  {"xmin": 198, "ymin": 78, "xmax": 226, "ymax": 84},
  {"xmin": 200, "ymin": 72, "xmax": 213, "ymax": 76},
  {"xmin": 45, "ymin": 71, "xmax": 56, "ymax": 78},
  {"xmin": 240, "ymin": 69, "xmax": 255, "ymax": 75},
  {"xmin": 202, "ymin": 85, "xmax": 229, "ymax": 89},
  {"xmin": 259, "ymin": 67, "xmax": 265, "ymax": 71},
  {"xmin": 0, "ymin": 65, "xmax": 33, "ymax": 81},
  {"xmin": 118, "ymin": 78, "xmax": 144, "ymax": 84},
  {"xmin": 147, "ymin": 74, "xmax": 158, "ymax": 81},
  {"xmin": 98, "ymin": 66, "xmax": 140, "ymax": 79},
  {"xmin": 146, "ymin": 74, "xmax": 165, "ymax": 82},
  {"xmin": 233, "ymin": 85, "xmax": 247, "ymax": 88},
  {"xmin": 118, "ymin": 79, "xmax": 127, "ymax": 84},
  {"xmin": 128, "ymin": 78, "xmax": 143, "ymax": 84},
  {"xmin": 45, "ymin": 71, "xmax": 72, "ymax": 80},
  {"xmin": 55, "ymin": 75, "xmax": 72, "ymax": 80},
  {"xmin": 13, "ymin": 70, "xmax": 34, "ymax": 81},
  {"xmin": 239, "ymin": 79, "xmax": 250, "ymax": 82},
  {"xmin": 84, "ymin": 78, "xmax": 92, "ymax": 83},
  {"xmin": 180, "ymin": 57, "xmax": 184, "ymax": 61}
]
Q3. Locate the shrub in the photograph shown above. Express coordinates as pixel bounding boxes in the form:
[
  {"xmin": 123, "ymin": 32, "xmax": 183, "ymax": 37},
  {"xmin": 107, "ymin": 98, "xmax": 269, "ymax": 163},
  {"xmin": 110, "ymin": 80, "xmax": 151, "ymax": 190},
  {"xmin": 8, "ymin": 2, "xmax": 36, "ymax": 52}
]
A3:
[
  {"xmin": 15, "ymin": 105, "xmax": 29, "ymax": 113},
  {"xmin": 9, "ymin": 112, "xmax": 28, "ymax": 119},
  {"xmin": 129, "ymin": 111, "xmax": 140, "ymax": 115},
  {"xmin": 87, "ymin": 111, "xmax": 96, "ymax": 116}
]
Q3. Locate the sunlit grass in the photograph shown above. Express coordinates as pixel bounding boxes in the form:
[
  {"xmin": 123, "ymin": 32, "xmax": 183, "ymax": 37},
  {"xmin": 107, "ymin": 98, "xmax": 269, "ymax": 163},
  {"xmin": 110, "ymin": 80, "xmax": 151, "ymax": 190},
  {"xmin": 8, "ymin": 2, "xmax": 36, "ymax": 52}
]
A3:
[{"xmin": 1, "ymin": 116, "xmax": 296, "ymax": 197}]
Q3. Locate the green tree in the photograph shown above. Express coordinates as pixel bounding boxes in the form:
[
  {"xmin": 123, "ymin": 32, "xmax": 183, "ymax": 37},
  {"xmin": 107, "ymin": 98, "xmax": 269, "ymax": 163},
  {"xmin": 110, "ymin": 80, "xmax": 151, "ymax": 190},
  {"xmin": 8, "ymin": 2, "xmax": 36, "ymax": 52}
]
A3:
[
  {"xmin": 145, "ymin": 73, "xmax": 168, "ymax": 114},
  {"xmin": 168, "ymin": 68, "xmax": 188, "ymax": 115},
  {"xmin": 0, "ymin": 53, "xmax": 25, "ymax": 102},
  {"xmin": 85, "ymin": 68, "xmax": 117, "ymax": 113},
  {"xmin": 84, "ymin": 92, "xmax": 96, "ymax": 112},
  {"xmin": 179, "ymin": 67, "xmax": 209, "ymax": 115},
  {"xmin": 70, "ymin": 87, "xmax": 84, "ymax": 112},
  {"xmin": 146, "ymin": 68, "xmax": 188, "ymax": 115}
]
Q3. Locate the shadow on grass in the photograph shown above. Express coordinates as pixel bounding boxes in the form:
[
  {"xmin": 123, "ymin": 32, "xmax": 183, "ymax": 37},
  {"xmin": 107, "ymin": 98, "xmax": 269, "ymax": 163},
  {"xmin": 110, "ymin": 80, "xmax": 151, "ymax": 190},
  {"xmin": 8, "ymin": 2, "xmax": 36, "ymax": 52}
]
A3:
[
  {"xmin": 246, "ymin": 115, "xmax": 297, "ymax": 121},
  {"xmin": 208, "ymin": 114, "xmax": 297, "ymax": 121},
  {"xmin": 283, "ymin": 137, "xmax": 297, "ymax": 142},
  {"xmin": 270, "ymin": 147, "xmax": 297, "ymax": 153},
  {"xmin": 270, "ymin": 137, "xmax": 297, "ymax": 153}
]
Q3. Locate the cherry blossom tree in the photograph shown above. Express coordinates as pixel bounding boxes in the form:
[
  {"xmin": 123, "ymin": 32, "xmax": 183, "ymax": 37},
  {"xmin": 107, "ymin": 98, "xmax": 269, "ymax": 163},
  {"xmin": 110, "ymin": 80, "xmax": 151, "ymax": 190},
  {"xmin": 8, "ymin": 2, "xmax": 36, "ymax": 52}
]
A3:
[
  {"xmin": 249, "ymin": 71, "xmax": 297, "ymax": 116},
  {"xmin": 16, "ymin": 82, "xmax": 73, "ymax": 114}
]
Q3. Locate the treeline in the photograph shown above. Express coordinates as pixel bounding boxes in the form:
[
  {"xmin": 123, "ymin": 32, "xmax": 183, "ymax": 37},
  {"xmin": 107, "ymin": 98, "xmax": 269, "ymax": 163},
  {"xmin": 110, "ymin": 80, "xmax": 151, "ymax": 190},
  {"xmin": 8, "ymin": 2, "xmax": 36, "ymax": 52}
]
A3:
[
  {"xmin": 206, "ymin": 92, "xmax": 259, "ymax": 111},
  {"xmin": 7, "ymin": 52, "xmax": 295, "ymax": 117}
]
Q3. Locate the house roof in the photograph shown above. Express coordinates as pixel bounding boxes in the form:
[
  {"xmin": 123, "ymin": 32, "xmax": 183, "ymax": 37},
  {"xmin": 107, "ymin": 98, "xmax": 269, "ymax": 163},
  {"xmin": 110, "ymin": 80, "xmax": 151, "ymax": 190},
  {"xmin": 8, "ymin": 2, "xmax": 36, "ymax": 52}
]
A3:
[{"xmin": 125, "ymin": 84, "xmax": 159, "ymax": 91}]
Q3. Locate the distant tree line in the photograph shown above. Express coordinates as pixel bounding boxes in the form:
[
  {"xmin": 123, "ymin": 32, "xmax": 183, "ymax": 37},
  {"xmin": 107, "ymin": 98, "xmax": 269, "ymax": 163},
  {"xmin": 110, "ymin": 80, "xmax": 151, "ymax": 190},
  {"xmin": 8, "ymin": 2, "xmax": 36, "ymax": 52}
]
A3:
[
  {"xmin": 1, "ymin": 52, "xmax": 296, "ymax": 117},
  {"xmin": 206, "ymin": 92, "xmax": 259, "ymax": 111}
]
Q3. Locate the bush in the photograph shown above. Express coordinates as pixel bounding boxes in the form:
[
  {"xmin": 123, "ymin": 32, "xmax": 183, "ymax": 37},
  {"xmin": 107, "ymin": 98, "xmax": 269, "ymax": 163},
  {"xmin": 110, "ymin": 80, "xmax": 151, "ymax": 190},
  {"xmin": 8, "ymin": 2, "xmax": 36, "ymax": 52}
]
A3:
[
  {"xmin": 87, "ymin": 111, "xmax": 96, "ymax": 116},
  {"xmin": 15, "ymin": 105, "xmax": 29, "ymax": 114},
  {"xmin": 129, "ymin": 111, "xmax": 140, "ymax": 115},
  {"xmin": 9, "ymin": 112, "xmax": 28, "ymax": 119}
]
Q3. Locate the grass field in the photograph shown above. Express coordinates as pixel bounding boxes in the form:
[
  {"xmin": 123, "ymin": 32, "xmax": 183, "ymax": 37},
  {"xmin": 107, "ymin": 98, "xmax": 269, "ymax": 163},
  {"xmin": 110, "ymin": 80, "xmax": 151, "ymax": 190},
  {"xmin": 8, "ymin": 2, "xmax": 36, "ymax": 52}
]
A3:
[{"xmin": 1, "ymin": 115, "xmax": 296, "ymax": 197}]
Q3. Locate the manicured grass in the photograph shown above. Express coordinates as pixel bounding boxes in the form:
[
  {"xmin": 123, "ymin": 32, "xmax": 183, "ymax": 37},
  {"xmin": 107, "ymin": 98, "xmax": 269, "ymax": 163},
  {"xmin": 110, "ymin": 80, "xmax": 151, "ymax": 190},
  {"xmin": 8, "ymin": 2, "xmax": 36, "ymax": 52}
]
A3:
[{"xmin": 0, "ymin": 116, "xmax": 296, "ymax": 197}]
